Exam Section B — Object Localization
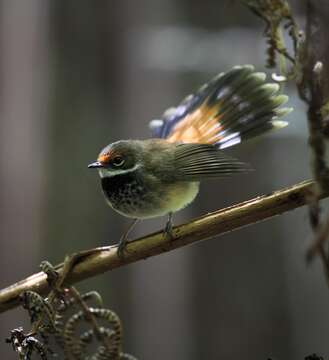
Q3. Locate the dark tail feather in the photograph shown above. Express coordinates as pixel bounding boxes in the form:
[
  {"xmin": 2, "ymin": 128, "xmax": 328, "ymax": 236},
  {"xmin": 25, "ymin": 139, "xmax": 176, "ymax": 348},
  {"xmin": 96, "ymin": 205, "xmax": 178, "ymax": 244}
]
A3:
[
  {"xmin": 210, "ymin": 66, "xmax": 291, "ymax": 149},
  {"xmin": 149, "ymin": 65, "xmax": 292, "ymax": 146}
]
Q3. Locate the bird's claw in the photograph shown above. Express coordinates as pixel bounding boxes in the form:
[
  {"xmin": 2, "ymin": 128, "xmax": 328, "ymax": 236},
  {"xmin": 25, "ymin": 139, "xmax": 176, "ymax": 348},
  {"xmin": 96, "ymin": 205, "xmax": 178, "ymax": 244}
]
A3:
[
  {"xmin": 116, "ymin": 218, "xmax": 139, "ymax": 259},
  {"xmin": 164, "ymin": 219, "xmax": 174, "ymax": 240},
  {"xmin": 117, "ymin": 239, "xmax": 127, "ymax": 259}
]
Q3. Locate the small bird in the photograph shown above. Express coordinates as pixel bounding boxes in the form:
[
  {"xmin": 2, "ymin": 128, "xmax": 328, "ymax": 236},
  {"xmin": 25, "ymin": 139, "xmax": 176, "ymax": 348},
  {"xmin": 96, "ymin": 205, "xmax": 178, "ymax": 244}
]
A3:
[{"xmin": 88, "ymin": 65, "xmax": 292, "ymax": 257}]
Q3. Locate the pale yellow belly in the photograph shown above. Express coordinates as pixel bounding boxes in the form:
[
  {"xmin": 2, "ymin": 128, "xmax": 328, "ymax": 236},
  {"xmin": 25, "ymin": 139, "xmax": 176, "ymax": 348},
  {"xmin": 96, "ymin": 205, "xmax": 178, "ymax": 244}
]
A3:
[
  {"xmin": 106, "ymin": 179, "xmax": 200, "ymax": 220},
  {"xmin": 162, "ymin": 181, "xmax": 200, "ymax": 213},
  {"xmin": 139, "ymin": 181, "xmax": 200, "ymax": 219}
]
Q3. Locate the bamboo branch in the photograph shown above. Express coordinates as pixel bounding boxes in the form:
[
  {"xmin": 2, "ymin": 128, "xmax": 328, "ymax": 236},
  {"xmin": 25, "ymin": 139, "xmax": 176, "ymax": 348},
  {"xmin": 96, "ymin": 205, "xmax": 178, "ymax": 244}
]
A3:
[{"xmin": 0, "ymin": 180, "xmax": 327, "ymax": 314}]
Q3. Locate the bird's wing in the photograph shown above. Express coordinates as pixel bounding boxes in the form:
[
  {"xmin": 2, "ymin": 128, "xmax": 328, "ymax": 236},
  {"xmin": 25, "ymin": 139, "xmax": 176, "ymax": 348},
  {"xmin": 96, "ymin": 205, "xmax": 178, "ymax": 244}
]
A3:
[
  {"xmin": 173, "ymin": 143, "xmax": 251, "ymax": 181},
  {"xmin": 149, "ymin": 65, "xmax": 292, "ymax": 149}
]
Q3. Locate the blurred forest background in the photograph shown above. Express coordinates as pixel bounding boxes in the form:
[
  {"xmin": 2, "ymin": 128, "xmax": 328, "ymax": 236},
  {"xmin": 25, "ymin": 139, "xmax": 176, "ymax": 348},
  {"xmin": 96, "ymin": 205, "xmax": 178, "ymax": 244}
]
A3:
[{"xmin": 1, "ymin": 0, "xmax": 329, "ymax": 359}]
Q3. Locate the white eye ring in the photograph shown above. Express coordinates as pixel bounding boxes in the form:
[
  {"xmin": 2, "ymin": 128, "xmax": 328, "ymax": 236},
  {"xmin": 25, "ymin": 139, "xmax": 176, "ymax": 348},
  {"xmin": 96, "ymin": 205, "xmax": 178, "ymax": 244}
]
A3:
[{"xmin": 112, "ymin": 156, "xmax": 125, "ymax": 167}]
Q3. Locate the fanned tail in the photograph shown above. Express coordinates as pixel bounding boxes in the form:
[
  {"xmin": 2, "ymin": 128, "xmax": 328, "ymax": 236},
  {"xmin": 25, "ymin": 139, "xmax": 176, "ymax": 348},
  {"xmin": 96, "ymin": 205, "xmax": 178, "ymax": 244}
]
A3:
[{"xmin": 149, "ymin": 65, "xmax": 292, "ymax": 148}]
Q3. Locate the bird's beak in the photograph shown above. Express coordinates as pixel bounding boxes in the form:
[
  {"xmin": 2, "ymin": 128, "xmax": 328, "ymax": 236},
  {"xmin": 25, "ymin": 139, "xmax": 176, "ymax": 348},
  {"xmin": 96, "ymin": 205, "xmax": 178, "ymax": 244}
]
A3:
[{"xmin": 88, "ymin": 161, "xmax": 103, "ymax": 169}]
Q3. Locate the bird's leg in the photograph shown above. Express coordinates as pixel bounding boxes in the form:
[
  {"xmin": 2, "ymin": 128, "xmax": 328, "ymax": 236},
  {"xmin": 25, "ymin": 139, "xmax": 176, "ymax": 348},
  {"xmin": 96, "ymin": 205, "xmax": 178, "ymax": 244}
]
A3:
[
  {"xmin": 164, "ymin": 212, "xmax": 174, "ymax": 240},
  {"xmin": 117, "ymin": 218, "xmax": 139, "ymax": 259}
]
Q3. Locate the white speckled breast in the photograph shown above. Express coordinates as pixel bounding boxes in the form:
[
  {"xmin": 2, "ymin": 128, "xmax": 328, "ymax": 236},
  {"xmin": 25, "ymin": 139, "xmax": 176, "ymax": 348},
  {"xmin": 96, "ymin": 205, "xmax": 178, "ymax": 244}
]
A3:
[{"xmin": 101, "ymin": 172, "xmax": 199, "ymax": 219}]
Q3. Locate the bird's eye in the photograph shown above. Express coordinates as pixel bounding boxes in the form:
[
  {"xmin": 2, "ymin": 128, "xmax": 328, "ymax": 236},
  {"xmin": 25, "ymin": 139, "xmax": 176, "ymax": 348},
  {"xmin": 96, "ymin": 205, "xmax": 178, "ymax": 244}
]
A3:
[{"xmin": 112, "ymin": 155, "xmax": 125, "ymax": 167}]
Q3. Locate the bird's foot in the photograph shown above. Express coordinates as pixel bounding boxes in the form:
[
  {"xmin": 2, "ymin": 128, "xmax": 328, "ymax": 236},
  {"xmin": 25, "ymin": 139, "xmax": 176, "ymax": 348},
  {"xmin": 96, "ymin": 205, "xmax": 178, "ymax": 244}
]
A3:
[
  {"xmin": 117, "ymin": 237, "xmax": 128, "ymax": 260},
  {"xmin": 164, "ymin": 212, "xmax": 174, "ymax": 240},
  {"xmin": 116, "ymin": 219, "xmax": 139, "ymax": 259}
]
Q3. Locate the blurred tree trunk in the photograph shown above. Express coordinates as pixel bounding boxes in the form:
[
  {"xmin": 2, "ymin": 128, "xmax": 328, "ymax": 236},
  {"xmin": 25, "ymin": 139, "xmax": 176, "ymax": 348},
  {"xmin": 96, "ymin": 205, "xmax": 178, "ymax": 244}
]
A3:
[
  {"xmin": 45, "ymin": 0, "xmax": 137, "ymax": 354},
  {"xmin": 0, "ymin": 0, "xmax": 49, "ymax": 358}
]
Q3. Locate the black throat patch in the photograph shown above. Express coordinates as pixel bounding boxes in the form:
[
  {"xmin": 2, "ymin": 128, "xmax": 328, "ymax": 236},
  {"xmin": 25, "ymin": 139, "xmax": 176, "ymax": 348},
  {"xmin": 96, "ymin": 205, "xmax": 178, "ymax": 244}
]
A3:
[{"xmin": 100, "ymin": 172, "xmax": 147, "ymax": 215}]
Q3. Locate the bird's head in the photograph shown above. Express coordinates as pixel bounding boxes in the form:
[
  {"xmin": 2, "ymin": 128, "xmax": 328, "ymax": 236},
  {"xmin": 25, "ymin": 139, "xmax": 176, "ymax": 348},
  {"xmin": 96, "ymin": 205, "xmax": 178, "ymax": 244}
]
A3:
[{"xmin": 88, "ymin": 140, "xmax": 142, "ymax": 178}]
